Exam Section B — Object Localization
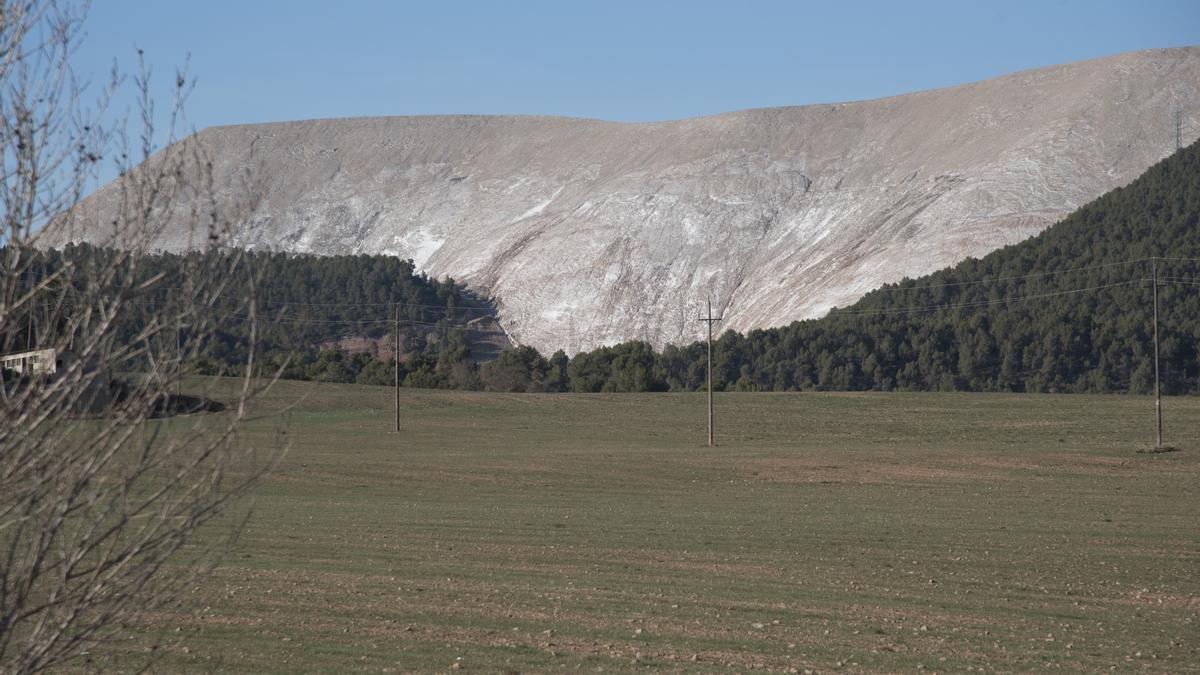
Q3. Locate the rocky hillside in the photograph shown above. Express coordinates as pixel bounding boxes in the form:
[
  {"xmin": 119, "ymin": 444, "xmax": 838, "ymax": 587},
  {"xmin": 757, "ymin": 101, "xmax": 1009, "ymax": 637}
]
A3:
[{"xmin": 52, "ymin": 47, "xmax": 1200, "ymax": 353}]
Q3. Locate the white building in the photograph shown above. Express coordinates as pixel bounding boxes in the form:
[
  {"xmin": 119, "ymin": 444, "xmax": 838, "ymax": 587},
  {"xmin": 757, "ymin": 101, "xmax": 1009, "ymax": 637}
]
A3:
[
  {"xmin": 1, "ymin": 348, "xmax": 62, "ymax": 376},
  {"xmin": 2, "ymin": 349, "xmax": 116, "ymax": 413}
]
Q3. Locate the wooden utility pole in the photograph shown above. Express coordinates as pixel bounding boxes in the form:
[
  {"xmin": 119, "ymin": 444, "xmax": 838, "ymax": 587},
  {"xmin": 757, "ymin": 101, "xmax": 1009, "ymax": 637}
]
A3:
[
  {"xmin": 1178, "ymin": 110, "xmax": 1183, "ymax": 152},
  {"xmin": 1152, "ymin": 259, "xmax": 1163, "ymax": 448},
  {"xmin": 394, "ymin": 304, "xmax": 401, "ymax": 433},
  {"xmin": 698, "ymin": 297, "xmax": 723, "ymax": 447},
  {"xmin": 176, "ymin": 319, "xmax": 182, "ymax": 397}
]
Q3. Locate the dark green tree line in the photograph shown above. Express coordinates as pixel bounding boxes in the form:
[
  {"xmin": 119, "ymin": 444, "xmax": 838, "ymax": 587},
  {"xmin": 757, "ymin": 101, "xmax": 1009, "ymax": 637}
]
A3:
[
  {"xmin": 16, "ymin": 141, "xmax": 1199, "ymax": 395},
  {"xmin": 524, "ymin": 140, "xmax": 1200, "ymax": 395}
]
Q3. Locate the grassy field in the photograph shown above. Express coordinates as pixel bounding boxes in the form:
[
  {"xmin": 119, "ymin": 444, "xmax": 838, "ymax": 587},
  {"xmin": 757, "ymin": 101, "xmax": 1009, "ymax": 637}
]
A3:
[{"xmin": 100, "ymin": 382, "xmax": 1199, "ymax": 672}]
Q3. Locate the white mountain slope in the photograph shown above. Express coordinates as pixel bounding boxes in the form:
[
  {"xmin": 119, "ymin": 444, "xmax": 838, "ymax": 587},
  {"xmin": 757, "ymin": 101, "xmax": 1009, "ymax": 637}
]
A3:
[{"xmin": 53, "ymin": 47, "xmax": 1200, "ymax": 353}]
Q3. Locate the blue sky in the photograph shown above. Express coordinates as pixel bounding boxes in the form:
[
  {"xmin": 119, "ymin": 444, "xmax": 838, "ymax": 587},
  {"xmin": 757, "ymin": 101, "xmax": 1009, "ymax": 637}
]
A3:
[{"xmin": 74, "ymin": 0, "xmax": 1199, "ymax": 132}]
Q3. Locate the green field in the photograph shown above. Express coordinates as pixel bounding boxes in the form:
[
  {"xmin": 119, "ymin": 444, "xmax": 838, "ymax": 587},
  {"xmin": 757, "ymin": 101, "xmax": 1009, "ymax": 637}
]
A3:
[{"xmin": 103, "ymin": 382, "xmax": 1200, "ymax": 672}]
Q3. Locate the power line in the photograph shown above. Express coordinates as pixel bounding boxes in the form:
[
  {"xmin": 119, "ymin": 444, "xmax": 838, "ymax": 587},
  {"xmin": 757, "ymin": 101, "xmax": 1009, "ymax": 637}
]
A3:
[
  {"xmin": 109, "ymin": 297, "xmax": 504, "ymax": 328},
  {"xmin": 831, "ymin": 279, "xmax": 1143, "ymax": 317},
  {"xmin": 1149, "ymin": 255, "xmax": 1200, "ymax": 263},
  {"xmin": 21, "ymin": 255, "xmax": 1200, "ymax": 337},
  {"xmin": 860, "ymin": 255, "xmax": 1200, "ymax": 297},
  {"xmin": 123, "ymin": 294, "xmax": 493, "ymax": 314},
  {"xmin": 219, "ymin": 313, "xmax": 509, "ymax": 334},
  {"xmin": 862, "ymin": 257, "xmax": 1154, "ymax": 295}
]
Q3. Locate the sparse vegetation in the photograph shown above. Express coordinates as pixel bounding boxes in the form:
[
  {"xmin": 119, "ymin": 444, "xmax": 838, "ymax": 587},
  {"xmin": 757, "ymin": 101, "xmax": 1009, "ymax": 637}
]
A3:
[
  {"xmin": 84, "ymin": 380, "xmax": 1200, "ymax": 672},
  {"xmin": 0, "ymin": 3, "xmax": 278, "ymax": 670}
]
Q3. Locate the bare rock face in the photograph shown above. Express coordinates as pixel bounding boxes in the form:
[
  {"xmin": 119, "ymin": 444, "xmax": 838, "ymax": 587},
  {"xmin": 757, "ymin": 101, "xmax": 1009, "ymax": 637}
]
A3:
[{"xmin": 53, "ymin": 47, "xmax": 1200, "ymax": 353}]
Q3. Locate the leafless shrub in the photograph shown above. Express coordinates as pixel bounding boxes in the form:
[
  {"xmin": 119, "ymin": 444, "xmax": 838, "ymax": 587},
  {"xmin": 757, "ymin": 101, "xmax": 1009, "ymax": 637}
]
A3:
[{"xmin": 0, "ymin": 2, "xmax": 279, "ymax": 671}]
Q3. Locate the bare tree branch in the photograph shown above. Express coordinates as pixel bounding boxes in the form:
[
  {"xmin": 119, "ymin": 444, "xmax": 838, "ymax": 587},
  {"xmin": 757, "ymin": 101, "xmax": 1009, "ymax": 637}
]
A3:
[{"xmin": 0, "ymin": 3, "xmax": 280, "ymax": 672}]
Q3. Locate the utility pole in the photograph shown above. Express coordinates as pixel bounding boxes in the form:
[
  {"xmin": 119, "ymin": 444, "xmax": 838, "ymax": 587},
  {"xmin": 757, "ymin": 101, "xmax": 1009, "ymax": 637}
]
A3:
[
  {"xmin": 176, "ymin": 319, "xmax": 182, "ymax": 397},
  {"xmin": 698, "ymin": 297, "xmax": 723, "ymax": 447},
  {"xmin": 394, "ymin": 304, "xmax": 401, "ymax": 433},
  {"xmin": 1152, "ymin": 259, "xmax": 1163, "ymax": 448}
]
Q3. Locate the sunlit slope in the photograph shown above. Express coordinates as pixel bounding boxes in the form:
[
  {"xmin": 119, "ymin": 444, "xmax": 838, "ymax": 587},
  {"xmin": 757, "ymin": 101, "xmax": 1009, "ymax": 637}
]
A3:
[{"xmin": 56, "ymin": 47, "xmax": 1200, "ymax": 352}]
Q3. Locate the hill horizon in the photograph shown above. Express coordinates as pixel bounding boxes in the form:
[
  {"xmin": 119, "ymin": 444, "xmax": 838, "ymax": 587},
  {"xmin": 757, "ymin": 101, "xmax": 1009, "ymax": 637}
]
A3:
[{"xmin": 50, "ymin": 46, "xmax": 1200, "ymax": 353}]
